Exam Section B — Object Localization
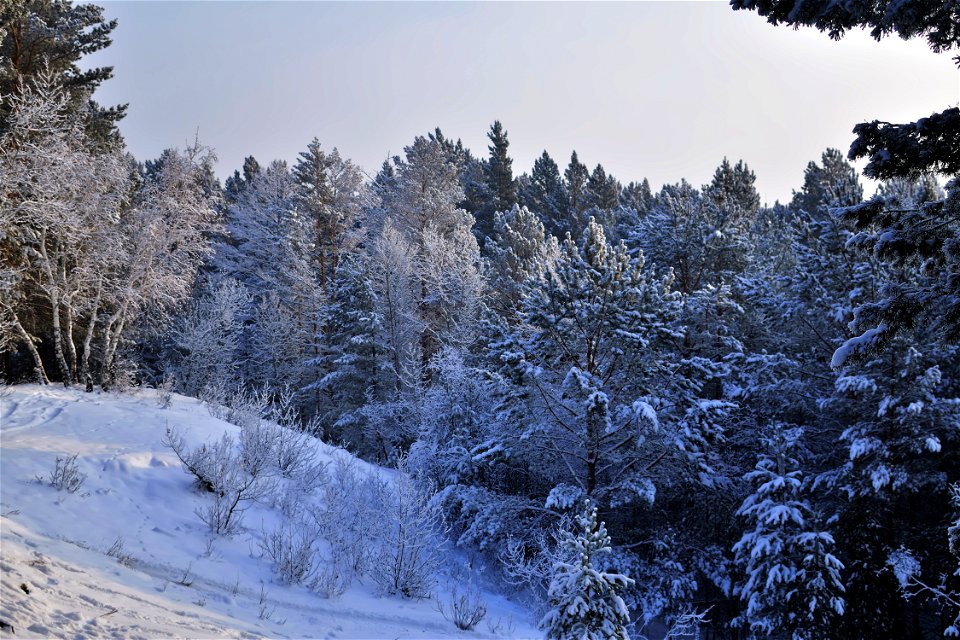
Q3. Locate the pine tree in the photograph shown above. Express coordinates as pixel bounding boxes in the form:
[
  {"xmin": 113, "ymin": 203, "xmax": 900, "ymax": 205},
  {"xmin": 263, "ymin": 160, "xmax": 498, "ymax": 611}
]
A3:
[
  {"xmin": 789, "ymin": 149, "xmax": 863, "ymax": 216},
  {"xmin": 564, "ymin": 151, "xmax": 590, "ymax": 234},
  {"xmin": 293, "ymin": 138, "xmax": 336, "ymax": 290},
  {"xmin": 733, "ymin": 425, "xmax": 844, "ymax": 639},
  {"xmin": 373, "ymin": 134, "xmax": 483, "ymax": 373},
  {"xmin": 485, "ymin": 204, "xmax": 559, "ymax": 318},
  {"xmin": 621, "ymin": 178, "xmax": 653, "ymax": 215},
  {"xmin": 539, "ymin": 501, "xmax": 634, "ymax": 640},
  {"xmin": 629, "ymin": 179, "xmax": 754, "ymax": 294},
  {"xmin": 707, "ymin": 157, "xmax": 760, "ymax": 215},
  {"xmin": 309, "ymin": 254, "xmax": 383, "ymax": 450},
  {"xmin": 519, "ymin": 150, "xmax": 570, "ymax": 238},
  {"xmin": 1, "ymin": 0, "xmax": 126, "ymax": 144},
  {"xmin": 586, "ymin": 164, "xmax": 619, "ymax": 210},
  {"xmin": 492, "ymin": 217, "xmax": 726, "ymax": 510},
  {"xmin": 484, "ymin": 120, "xmax": 517, "ymax": 213},
  {"xmin": 731, "ymin": 0, "xmax": 960, "ymax": 360}
]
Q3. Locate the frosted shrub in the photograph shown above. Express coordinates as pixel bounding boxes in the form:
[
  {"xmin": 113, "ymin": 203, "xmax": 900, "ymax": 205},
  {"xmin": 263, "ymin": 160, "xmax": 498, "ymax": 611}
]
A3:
[
  {"xmin": 499, "ymin": 529, "xmax": 557, "ymax": 603},
  {"xmin": 258, "ymin": 520, "xmax": 317, "ymax": 585},
  {"xmin": 313, "ymin": 457, "xmax": 385, "ymax": 577},
  {"xmin": 239, "ymin": 419, "xmax": 276, "ymax": 479},
  {"xmin": 275, "ymin": 424, "xmax": 318, "ymax": 480},
  {"xmin": 163, "ymin": 426, "xmax": 265, "ymax": 534},
  {"xmin": 226, "ymin": 386, "xmax": 270, "ymax": 429},
  {"xmin": 266, "ymin": 385, "xmax": 299, "ymax": 428},
  {"xmin": 164, "ymin": 427, "xmax": 232, "ymax": 493},
  {"xmin": 370, "ymin": 469, "xmax": 445, "ymax": 599},
  {"xmin": 105, "ymin": 355, "xmax": 138, "ymax": 393},
  {"xmin": 200, "ymin": 379, "xmax": 229, "ymax": 420},
  {"xmin": 311, "ymin": 552, "xmax": 353, "ymax": 599},
  {"xmin": 155, "ymin": 375, "xmax": 174, "ymax": 409},
  {"xmin": 437, "ymin": 573, "xmax": 487, "ymax": 631},
  {"xmin": 197, "ymin": 482, "xmax": 252, "ymax": 535}
]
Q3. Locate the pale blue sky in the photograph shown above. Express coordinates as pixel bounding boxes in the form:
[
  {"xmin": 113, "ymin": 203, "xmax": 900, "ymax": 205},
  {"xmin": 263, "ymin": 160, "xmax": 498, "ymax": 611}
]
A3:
[{"xmin": 86, "ymin": 1, "xmax": 959, "ymax": 204}]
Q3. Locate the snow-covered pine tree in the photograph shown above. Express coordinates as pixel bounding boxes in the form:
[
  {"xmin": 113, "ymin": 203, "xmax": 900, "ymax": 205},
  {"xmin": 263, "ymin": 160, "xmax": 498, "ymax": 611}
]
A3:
[
  {"xmin": 170, "ymin": 278, "xmax": 250, "ymax": 397},
  {"xmin": 620, "ymin": 179, "xmax": 653, "ymax": 217},
  {"xmin": 485, "ymin": 204, "xmax": 560, "ymax": 319},
  {"xmin": 540, "ymin": 500, "xmax": 634, "ymax": 640},
  {"xmin": 564, "ymin": 151, "xmax": 590, "ymax": 235},
  {"xmin": 0, "ymin": 0, "xmax": 126, "ymax": 144},
  {"xmin": 733, "ymin": 424, "xmax": 844, "ymax": 639},
  {"xmin": 292, "ymin": 138, "xmax": 335, "ymax": 289},
  {"xmin": 373, "ymin": 134, "xmax": 484, "ymax": 376},
  {"xmin": 518, "ymin": 150, "xmax": 570, "ymax": 239},
  {"xmin": 790, "ymin": 149, "xmax": 863, "ymax": 217},
  {"xmin": 477, "ymin": 120, "xmax": 518, "ymax": 243},
  {"xmin": 585, "ymin": 164, "xmax": 619, "ymax": 211},
  {"xmin": 213, "ymin": 159, "xmax": 319, "ymax": 399},
  {"xmin": 493, "ymin": 216, "xmax": 728, "ymax": 514},
  {"xmin": 627, "ymin": 180, "xmax": 737, "ymax": 295}
]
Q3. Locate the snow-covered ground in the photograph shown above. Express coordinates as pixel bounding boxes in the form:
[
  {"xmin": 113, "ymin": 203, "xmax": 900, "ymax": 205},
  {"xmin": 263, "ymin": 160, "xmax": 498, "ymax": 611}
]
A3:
[{"xmin": 0, "ymin": 385, "xmax": 537, "ymax": 639}]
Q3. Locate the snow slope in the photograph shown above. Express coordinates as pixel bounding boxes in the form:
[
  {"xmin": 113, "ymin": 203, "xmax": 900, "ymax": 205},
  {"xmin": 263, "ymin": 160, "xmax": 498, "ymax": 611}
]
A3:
[{"xmin": 0, "ymin": 385, "xmax": 536, "ymax": 639}]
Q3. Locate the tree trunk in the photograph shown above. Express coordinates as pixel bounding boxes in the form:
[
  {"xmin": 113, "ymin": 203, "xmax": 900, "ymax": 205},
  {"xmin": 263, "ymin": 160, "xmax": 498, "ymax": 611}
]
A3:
[
  {"xmin": 38, "ymin": 234, "xmax": 71, "ymax": 385},
  {"xmin": 79, "ymin": 277, "xmax": 103, "ymax": 391},
  {"xmin": 64, "ymin": 302, "xmax": 78, "ymax": 383},
  {"xmin": 100, "ymin": 300, "xmax": 130, "ymax": 389},
  {"xmin": 9, "ymin": 309, "xmax": 48, "ymax": 384},
  {"xmin": 61, "ymin": 260, "xmax": 79, "ymax": 382}
]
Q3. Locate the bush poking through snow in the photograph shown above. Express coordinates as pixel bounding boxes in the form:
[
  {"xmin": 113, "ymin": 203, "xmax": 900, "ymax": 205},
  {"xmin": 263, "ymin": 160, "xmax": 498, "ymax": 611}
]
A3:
[
  {"xmin": 106, "ymin": 536, "xmax": 136, "ymax": 567},
  {"xmin": 311, "ymin": 457, "xmax": 384, "ymax": 577},
  {"xmin": 371, "ymin": 468, "xmax": 445, "ymax": 599},
  {"xmin": 258, "ymin": 520, "xmax": 317, "ymax": 586},
  {"xmin": 155, "ymin": 375, "xmax": 174, "ymax": 409},
  {"xmin": 487, "ymin": 616, "xmax": 517, "ymax": 637},
  {"xmin": 436, "ymin": 574, "xmax": 487, "ymax": 630},
  {"xmin": 175, "ymin": 562, "xmax": 195, "ymax": 587},
  {"xmin": 239, "ymin": 420, "xmax": 276, "ymax": 479},
  {"xmin": 311, "ymin": 553, "xmax": 353, "ymax": 599},
  {"xmin": 163, "ymin": 426, "xmax": 266, "ymax": 534},
  {"xmin": 194, "ymin": 462, "xmax": 264, "ymax": 535},
  {"xmin": 274, "ymin": 425, "xmax": 319, "ymax": 480},
  {"xmin": 199, "ymin": 380, "xmax": 229, "ymax": 420},
  {"xmin": 163, "ymin": 427, "xmax": 232, "ymax": 494},
  {"xmin": 226, "ymin": 386, "xmax": 270, "ymax": 429},
  {"xmin": 48, "ymin": 453, "xmax": 86, "ymax": 493}
]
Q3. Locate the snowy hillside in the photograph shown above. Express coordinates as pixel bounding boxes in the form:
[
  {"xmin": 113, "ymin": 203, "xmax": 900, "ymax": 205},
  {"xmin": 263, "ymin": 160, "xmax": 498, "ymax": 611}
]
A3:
[{"xmin": 0, "ymin": 385, "xmax": 537, "ymax": 639}]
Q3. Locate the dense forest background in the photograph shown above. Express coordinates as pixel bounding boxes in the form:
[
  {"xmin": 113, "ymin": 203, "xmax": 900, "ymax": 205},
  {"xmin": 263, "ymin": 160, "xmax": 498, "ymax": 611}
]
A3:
[{"xmin": 2, "ymin": 1, "xmax": 958, "ymax": 638}]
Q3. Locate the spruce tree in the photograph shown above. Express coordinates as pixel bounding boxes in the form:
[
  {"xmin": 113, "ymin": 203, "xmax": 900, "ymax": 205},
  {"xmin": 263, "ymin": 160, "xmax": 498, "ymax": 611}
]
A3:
[
  {"xmin": 540, "ymin": 501, "xmax": 634, "ymax": 640},
  {"xmin": 293, "ymin": 138, "xmax": 336, "ymax": 291}
]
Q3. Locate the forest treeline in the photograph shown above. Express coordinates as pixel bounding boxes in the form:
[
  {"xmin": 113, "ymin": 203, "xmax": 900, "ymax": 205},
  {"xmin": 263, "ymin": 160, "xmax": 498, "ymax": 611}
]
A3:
[{"xmin": 2, "ymin": 1, "xmax": 958, "ymax": 638}]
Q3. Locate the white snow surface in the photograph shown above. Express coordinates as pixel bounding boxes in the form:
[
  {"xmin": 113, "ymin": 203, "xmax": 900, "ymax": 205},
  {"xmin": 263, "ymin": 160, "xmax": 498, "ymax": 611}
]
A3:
[{"xmin": 0, "ymin": 385, "xmax": 536, "ymax": 639}]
